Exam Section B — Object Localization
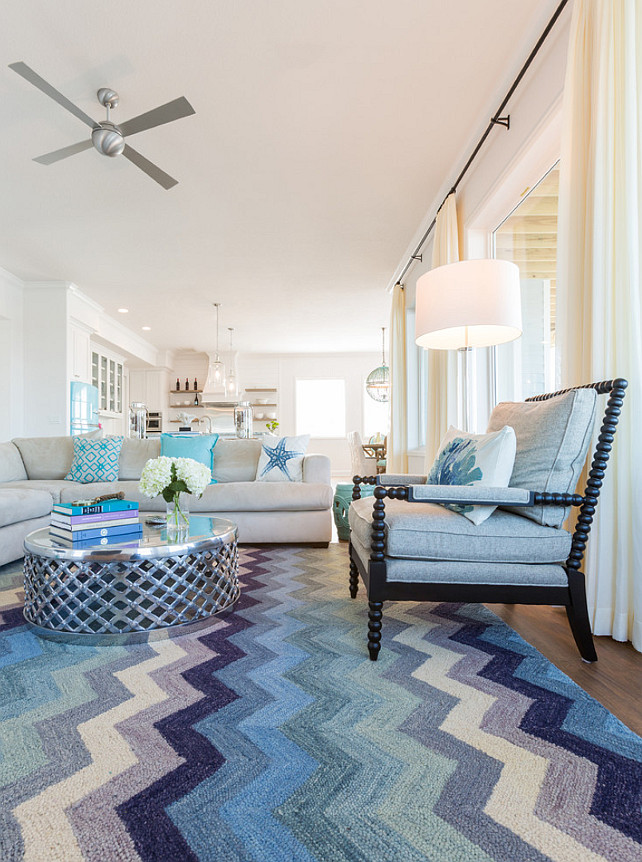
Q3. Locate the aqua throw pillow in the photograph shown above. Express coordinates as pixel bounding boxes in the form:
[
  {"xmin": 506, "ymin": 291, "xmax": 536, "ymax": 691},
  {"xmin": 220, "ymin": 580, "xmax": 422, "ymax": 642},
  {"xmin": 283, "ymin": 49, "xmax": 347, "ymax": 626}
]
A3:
[
  {"xmin": 255, "ymin": 434, "xmax": 310, "ymax": 482},
  {"xmin": 427, "ymin": 425, "xmax": 516, "ymax": 525},
  {"xmin": 65, "ymin": 435, "xmax": 124, "ymax": 483},
  {"xmin": 160, "ymin": 433, "xmax": 219, "ymax": 482}
]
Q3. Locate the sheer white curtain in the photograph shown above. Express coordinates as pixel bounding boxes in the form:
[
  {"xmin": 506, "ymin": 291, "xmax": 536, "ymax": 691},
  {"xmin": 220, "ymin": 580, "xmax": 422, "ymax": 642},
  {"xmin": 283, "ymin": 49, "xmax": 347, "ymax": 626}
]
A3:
[
  {"xmin": 387, "ymin": 284, "xmax": 408, "ymax": 472},
  {"xmin": 557, "ymin": 0, "xmax": 642, "ymax": 650},
  {"xmin": 424, "ymin": 192, "xmax": 460, "ymax": 469}
]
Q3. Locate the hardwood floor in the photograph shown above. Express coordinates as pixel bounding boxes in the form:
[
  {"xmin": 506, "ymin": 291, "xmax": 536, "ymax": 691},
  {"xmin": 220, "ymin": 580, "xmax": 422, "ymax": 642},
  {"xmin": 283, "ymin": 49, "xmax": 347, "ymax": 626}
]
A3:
[{"xmin": 486, "ymin": 602, "xmax": 642, "ymax": 736}]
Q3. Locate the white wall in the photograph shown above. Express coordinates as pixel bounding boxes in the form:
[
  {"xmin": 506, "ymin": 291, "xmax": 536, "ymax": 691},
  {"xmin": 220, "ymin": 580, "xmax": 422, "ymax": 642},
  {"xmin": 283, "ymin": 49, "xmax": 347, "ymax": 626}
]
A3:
[{"xmin": 0, "ymin": 267, "xmax": 24, "ymax": 440}]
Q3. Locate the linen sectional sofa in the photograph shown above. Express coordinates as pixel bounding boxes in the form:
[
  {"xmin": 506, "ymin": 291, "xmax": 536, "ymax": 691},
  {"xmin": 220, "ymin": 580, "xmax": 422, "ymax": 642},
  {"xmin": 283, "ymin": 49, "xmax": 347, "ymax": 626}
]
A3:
[{"xmin": 0, "ymin": 435, "xmax": 333, "ymax": 566}]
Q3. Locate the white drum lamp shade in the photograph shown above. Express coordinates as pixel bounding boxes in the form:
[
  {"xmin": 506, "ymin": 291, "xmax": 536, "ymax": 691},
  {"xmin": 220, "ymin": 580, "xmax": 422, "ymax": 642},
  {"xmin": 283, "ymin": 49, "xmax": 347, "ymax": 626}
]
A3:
[{"xmin": 415, "ymin": 259, "xmax": 522, "ymax": 349}]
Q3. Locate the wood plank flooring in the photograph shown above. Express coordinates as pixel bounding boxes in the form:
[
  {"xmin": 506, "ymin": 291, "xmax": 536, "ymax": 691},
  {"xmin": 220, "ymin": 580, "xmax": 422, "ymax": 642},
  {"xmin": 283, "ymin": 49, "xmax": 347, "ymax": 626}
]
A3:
[{"xmin": 486, "ymin": 602, "xmax": 642, "ymax": 736}]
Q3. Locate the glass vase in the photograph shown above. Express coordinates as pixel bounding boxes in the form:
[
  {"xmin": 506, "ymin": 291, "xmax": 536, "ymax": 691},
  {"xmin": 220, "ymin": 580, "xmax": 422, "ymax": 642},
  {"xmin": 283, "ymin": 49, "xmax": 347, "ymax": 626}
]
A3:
[{"xmin": 166, "ymin": 492, "xmax": 190, "ymax": 539}]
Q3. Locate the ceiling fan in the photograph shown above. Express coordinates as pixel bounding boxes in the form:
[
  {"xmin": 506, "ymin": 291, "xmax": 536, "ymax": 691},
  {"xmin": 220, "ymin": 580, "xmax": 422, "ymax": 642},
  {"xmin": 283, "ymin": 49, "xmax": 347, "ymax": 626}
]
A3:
[{"xmin": 9, "ymin": 62, "xmax": 195, "ymax": 189}]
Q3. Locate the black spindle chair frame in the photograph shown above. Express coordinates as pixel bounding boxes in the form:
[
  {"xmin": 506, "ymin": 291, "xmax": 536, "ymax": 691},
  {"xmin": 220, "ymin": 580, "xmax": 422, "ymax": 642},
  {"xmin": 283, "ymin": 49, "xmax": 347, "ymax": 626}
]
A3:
[{"xmin": 348, "ymin": 379, "xmax": 628, "ymax": 662}]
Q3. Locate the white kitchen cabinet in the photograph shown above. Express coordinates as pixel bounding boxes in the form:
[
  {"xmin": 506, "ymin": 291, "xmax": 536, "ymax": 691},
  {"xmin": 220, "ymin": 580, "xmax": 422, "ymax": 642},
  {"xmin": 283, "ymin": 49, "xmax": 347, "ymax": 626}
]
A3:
[{"xmin": 68, "ymin": 322, "xmax": 92, "ymax": 383}]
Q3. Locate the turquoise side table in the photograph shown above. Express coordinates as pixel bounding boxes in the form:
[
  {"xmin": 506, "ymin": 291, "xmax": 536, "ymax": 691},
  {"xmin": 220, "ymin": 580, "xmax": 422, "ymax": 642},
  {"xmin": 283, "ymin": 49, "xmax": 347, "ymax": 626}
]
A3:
[{"xmin": 333, "ymin": 483, "xmax": 375, "ymax": 541}]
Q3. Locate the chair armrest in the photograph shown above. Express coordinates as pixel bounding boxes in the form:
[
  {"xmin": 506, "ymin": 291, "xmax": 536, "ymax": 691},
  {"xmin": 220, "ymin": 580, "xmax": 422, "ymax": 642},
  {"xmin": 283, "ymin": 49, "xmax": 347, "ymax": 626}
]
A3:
[
  {"xmin": 376, "ymin": 474, "xmax": 428, "ymax": 486},
  {"xmin": 399, "ymin": 484, "xmax": 584, "ymax": 508}
]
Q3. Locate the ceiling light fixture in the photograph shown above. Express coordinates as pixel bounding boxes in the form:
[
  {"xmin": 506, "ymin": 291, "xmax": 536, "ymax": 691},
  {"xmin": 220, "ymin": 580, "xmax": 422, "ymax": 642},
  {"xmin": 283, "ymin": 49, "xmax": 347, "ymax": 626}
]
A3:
[
  {"xmin": 365, "ymin": 327, "xmax": 390, "ymax": 403},
  {"xmin": 202, "ymin": 303, "xmax": 226, "ymax": 401},
  {"xmin": 226, "ymin": 327, "xmax": 239, "ymax": 398},
  {"xmin": 118, "ymin": 308, "xmax": 129, "ymax": 313},
  {"xmin": 142, "ymin": 326, "xmax": 151, "ymax": 331}
]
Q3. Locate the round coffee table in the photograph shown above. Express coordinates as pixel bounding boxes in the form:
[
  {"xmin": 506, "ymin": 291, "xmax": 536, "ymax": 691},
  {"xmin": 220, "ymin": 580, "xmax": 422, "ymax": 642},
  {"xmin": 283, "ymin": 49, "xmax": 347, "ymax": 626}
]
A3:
[{"xmin": 23, "ymin": 516, "xmax": 239, "ymax": 644}]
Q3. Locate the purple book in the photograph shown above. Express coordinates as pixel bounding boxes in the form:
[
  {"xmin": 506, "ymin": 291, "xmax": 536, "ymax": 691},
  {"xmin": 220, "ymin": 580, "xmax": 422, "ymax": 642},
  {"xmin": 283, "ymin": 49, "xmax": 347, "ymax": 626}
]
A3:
[{"xmin": 51, "ymin": 510, "xmax": 139, "ymax": 526}]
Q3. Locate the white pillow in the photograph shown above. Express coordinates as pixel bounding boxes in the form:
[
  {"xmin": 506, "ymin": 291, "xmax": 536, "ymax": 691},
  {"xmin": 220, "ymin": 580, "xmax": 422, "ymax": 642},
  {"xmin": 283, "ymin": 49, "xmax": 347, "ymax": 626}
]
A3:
[
  {"xmin": 255, "ymin": 434, "xmax": 310, "ymax": 482},
  {"xmin": 427, "ymin": 425, "xmax": 516, "ymax": 525}
]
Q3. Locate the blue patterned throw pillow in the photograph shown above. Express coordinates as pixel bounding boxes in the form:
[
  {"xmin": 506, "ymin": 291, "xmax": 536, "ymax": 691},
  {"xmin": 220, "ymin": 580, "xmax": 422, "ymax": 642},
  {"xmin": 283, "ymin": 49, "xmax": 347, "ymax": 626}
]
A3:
[
  {"xmin": 427, "ymin": 425, "xmax": 516, "ymax": 525},
  {"xmin": 65, "ymin": 436, "xmax": 124, "ymax": 483},
  {"xmin": 255, "ymin": 434, "xmax": 310, "ymax": 482}
]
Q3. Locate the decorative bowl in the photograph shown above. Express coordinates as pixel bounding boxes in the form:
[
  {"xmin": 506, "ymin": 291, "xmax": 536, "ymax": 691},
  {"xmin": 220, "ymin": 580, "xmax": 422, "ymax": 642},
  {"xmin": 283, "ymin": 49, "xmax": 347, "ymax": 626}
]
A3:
[
  {"xmin": 267, "ymin": 411, "xmax": 277, "ymax": 419},
  {"xmin": 257, "ymin": 398, "xmax": 269, "ymax": 404},
  {"xmin": 255, "ymin": 412, "xmax": 265, "ymax": 420}
]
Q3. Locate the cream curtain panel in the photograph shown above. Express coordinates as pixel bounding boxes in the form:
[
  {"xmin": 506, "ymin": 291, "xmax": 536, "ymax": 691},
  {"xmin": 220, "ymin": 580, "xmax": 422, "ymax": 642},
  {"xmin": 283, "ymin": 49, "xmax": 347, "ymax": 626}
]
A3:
[
  {"xmin": 424, "ymin": 192, "xmax": 460, "ymax": 469},
  {"xmin": 557, "ymin": 0, "xmax": 642, "ymax": 650},
  {"xmin": 387, "ymin": 284, "xmax": 408, "ymax": 473}
]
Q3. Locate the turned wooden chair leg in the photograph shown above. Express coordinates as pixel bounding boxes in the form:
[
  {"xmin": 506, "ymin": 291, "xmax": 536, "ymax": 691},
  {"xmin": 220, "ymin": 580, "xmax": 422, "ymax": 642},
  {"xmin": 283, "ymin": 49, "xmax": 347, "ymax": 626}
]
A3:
[
  {"xmin": 566, "ymin": 569, "xmax": 598, "ymax": 662},
  {"xmin": 368, "ymin": 600, "xmax": 383, "ymax": 661},
  {"xmin": 349, "ymin": 557, "xmax": 359, "ymax": 599}
]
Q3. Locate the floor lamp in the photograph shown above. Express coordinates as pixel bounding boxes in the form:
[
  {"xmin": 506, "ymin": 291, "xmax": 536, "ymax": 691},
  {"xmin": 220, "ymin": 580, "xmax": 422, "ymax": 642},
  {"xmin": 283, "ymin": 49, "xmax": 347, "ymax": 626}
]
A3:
[{"xmin": 415, "ymin": 259, "xmax": 522, "ymax": 431}]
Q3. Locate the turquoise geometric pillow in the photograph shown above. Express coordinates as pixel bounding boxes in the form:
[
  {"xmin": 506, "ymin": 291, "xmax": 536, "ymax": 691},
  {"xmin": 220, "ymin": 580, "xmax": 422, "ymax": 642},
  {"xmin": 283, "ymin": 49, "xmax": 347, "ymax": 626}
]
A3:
[
  {"xmin": 65, "ymin": 436, "xmax": 124, "ymax": 483},
  {"xmin": 160, "ymin": 433, "xmax": 219, "ymax": 482},
  {"xmin": 427, "ymin": 425, "xmax": 516, "ymax": 525}
]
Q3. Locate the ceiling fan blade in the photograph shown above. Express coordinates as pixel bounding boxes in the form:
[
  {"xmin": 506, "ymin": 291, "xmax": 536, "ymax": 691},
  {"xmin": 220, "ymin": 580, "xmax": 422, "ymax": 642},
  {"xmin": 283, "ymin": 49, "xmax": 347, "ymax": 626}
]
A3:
[
  {"xmin": 119, "ymin": 96, "xmax": 195, "ymax": 138},
  {"xmin": 34, "ymin": 139, "xmax": 93, "ymax": 165},
  {"xmin": 9, "ymin": 62, "xmax": 98, "ymax": 129},
  {"xmin": 122, "ymin": 144, "xmax": 178, "ymax": 189}
]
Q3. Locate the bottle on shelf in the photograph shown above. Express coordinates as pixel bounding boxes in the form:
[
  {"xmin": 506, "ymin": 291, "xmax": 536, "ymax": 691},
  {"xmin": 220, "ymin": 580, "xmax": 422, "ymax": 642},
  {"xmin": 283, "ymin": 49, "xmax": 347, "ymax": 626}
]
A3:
[
  {"xmin": 185, "ymin": 377, "xmax": 189, "ymax": 390},
  {"xmin": 176, "ymin": 378, "xmax": 180, "ymax": 391},
  {"xmin": 193, "ymin": 378, "xmax": 198, "ymax": 391},
  {"xmin": 194, "ymin": 391, "xmax": 199, "ymax": 406}
]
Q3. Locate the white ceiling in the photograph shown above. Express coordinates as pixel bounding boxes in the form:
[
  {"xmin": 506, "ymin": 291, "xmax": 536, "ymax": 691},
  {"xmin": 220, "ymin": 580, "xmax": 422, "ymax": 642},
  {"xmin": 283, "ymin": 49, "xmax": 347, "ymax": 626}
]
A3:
[{"xmin": 0, "ymin": 0, "xmax": 561, "ymax": 354}]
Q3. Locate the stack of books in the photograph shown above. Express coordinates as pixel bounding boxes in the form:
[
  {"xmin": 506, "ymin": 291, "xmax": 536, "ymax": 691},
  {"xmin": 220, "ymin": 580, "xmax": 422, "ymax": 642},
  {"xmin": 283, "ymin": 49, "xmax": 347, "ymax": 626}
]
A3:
[{"xmin": 50, "ymin": 498, "xmax": 142, "ymax": 548}]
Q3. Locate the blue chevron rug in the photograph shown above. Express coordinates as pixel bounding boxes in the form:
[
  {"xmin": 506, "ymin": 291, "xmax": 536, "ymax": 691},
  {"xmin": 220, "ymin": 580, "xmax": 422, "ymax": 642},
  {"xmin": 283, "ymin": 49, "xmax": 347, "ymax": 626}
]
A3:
[{"xmin": 1, "ymin": 544, "xmax": 641, "ymax": 862}]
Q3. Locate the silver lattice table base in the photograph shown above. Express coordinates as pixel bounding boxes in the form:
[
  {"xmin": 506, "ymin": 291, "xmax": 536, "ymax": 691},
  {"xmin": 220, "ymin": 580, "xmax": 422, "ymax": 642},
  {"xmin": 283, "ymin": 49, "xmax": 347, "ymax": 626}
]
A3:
[{"xmin": 23, "ymin": 517, "xmax": 240, "ymax": 644}]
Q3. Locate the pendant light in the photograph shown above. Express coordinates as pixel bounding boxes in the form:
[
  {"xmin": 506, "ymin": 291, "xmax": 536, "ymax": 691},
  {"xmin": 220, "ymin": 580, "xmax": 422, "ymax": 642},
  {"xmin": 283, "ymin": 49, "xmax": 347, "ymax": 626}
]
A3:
[
  {"xmin": 365, "ymin": 326, "xmax": 390, "ymax": 402},
  {"xmin": 226, "ymin": 327, "xmax": 239, "ymax": 398},
  {"xmin": 202, "ymin": 302, "xmax": 226, "ymax": 400}
]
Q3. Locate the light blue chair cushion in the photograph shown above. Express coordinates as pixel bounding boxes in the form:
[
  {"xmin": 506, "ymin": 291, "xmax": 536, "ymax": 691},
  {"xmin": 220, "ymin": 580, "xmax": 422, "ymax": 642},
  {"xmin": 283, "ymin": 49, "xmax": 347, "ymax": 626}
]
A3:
[
  {"xmin": 160, "ymin": 434, "xmax": 219, "ymax": 482},
  {"xmin": 65, "ymin": 436, "xmax": 124, "ymax": 483}
]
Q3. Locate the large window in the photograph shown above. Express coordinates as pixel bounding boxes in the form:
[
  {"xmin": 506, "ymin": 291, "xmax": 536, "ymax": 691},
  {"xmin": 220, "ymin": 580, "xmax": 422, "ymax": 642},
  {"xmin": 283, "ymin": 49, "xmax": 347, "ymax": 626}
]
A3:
[
  {"xmin": 363, "ymin": 390, "xmax": 389, "ymax": 439},
  {"xmin": 295, "ymin": 378, "xmax": 346, "ymax": 437},
  {"xmin": 493, "ymin": 165, "xmax": 559, "ymax": 401}
]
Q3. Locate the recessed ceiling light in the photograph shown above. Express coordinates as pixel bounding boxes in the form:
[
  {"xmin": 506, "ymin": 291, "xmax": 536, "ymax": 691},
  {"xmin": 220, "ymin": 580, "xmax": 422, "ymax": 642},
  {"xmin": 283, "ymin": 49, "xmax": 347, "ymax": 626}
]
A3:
[
  {"xmin": 118, "ymin": 307, "xmax": 129, "ymax": 313},
  {"xmin": 142, "ymin": 326, "xmax": 151, "ymax": 331}
]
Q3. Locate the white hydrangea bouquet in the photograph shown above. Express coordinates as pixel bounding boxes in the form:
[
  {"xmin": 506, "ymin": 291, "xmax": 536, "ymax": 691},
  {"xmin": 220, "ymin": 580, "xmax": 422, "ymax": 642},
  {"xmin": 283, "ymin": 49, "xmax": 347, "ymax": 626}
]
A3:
[{"xmin": 139, "ymin": 456, "xmax": 210, "ymax": 531}]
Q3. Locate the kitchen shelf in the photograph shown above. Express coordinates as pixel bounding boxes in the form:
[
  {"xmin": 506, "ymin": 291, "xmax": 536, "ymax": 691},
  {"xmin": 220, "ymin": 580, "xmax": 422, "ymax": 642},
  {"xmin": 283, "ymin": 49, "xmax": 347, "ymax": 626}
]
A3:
[
  {"xmin": 244, "ymin": 388, "xmax": 276, "ymax": 392},
  {"xmin": 170, "ymin": 390, "xmax": 202, "ymax": 394},
  {"xmin": 251, "ymin": 402, "xmax": 277, "ymax": 407}
]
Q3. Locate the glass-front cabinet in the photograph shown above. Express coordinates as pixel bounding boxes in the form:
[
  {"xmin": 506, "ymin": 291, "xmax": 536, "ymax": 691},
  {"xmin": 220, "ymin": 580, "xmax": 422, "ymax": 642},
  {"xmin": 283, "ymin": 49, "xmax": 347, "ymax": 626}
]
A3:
[{"xmin": 92, "ymin": 350, "xmax": 124, "ymax": 414}]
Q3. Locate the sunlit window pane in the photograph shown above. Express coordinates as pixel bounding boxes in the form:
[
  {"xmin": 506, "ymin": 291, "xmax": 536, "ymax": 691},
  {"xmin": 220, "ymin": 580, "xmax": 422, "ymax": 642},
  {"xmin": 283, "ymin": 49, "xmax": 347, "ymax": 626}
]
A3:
[{"xmin": 295, "ymin": 379, "xmax": 346, "ymax": 437}]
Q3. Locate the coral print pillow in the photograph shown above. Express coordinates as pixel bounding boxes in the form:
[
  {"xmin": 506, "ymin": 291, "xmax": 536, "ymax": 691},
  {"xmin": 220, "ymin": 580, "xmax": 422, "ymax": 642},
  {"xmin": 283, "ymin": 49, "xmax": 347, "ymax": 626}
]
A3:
[
  {"xmin": 427, "ymin": 425, "xmax": 516, "ymax": 525},
  {"xmin": 256, "ymin": 434, "xmax": 310, "ymax": 482}
]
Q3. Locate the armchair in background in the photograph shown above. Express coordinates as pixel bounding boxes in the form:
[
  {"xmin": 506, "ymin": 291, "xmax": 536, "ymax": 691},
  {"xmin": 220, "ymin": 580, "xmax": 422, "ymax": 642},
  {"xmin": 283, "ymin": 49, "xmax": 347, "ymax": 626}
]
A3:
[{"xmin": 348, "ymin": 380, "xmax": 627, "ymax": 663}]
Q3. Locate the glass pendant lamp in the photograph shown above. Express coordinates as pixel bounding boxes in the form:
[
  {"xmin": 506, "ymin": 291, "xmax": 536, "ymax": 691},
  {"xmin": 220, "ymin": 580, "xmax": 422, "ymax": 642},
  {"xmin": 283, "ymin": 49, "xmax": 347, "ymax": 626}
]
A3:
[
  {"xmin": 365, "ymin": 327, "xmax": 390, "ymax": 402},
  {"xmin": 202, "ymin": 302, "xmax": 226, "ymax": 400},
  {"xmin": 226, "ymin": 327, "xmax": 239, "ymax": 398}
]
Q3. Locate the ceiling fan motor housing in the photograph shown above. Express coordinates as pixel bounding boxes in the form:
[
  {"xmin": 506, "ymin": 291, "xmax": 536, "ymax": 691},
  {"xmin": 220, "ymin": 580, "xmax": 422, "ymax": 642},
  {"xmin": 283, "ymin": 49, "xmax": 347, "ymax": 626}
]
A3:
[{"xmin": 92, "ymin": 122, "xmax": 125, "ymax": 157}]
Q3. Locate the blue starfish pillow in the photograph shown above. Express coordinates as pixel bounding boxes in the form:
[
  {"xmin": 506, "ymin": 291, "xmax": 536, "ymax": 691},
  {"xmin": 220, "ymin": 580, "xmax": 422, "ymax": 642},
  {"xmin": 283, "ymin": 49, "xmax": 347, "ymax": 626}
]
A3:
[
  {"xmin": 256, "ymin": 434, "xmax": 310, "ymax": 482},
  {"xmin": 427, "ymin": 425, "xmax": 516, "ymax": 525}
]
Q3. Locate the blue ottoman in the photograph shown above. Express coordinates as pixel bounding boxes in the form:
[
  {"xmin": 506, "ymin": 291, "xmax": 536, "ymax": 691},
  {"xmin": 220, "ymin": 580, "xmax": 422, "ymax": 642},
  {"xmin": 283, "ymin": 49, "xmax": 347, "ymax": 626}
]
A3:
[{"xmin": 333, "ymin": 483, "xmax": 375, "ymax": 541}]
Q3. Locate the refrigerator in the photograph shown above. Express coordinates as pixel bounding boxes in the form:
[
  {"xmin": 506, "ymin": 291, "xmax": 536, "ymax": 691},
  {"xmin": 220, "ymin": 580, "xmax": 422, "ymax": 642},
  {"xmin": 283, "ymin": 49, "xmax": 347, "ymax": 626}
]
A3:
[{"xmin": 70, "ymin": 382, "xmax": 100, "ymax": 435}]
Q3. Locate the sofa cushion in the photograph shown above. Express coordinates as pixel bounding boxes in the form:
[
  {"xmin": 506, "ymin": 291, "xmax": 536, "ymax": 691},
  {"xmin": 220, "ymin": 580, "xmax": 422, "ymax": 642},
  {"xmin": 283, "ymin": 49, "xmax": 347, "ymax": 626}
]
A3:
[
  {"xmin": 58, "ymin": 479, "xmax": 333, "ymax": 512},
  {"xmin": 256, "ymin": 435, "xmax": 309, "ymax": 482},
  {"xmin": 426, "ymin": 424, "xmax": 516, "ymax": 525},
  {"xmin": 12, "ymin": 431, "xmax": 101, "ymax": 480},
  {"xmin": 118, "ymin": 437, "xmax": 160, "ymax": 480},
  {"xmin": 0, "ymin": 488, "xmax": 52, "ymax": 527},
  {"xmin": 348, "ymin": 497, "xmax": 572, "ymax": 564},
  {"xmin": 487, "ymin": 388, "xmax": 597, "ymax": 527},
  {"xmin": 65, "ymin": 436, "xmax": 124, "ymax": 483},
  {"xmin": 0, "ymin": 479, "xmax": 87, "ymax": 504},
  {"xmin": 212, "ymin": 438, "xmax": 262, "ymax": 483},
  {"xmin": 349, "ymin": 533, "xmax": 568, "ymax": 587},
  {"xmin": 160, "ymin": 433, "xmax": 219, "ymax": 479},
  {"xmin": 0, "ymin": 442, "xmax": 28, "ymax": 483}
]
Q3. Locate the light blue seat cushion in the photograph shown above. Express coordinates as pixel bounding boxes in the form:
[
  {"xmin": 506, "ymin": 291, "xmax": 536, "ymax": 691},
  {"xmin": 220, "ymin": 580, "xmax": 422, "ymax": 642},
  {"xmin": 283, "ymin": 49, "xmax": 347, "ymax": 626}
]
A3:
[
  {"xmin": 65, "ymin": 436, "xmax": 124, "ymax": 483},
  {"xmin": 348, "ymin": 497, "xmax": 571, "ymax": 565},
  {"xmin": 160, "ymin": 433, "xmax": 219, "ymax": 482}
]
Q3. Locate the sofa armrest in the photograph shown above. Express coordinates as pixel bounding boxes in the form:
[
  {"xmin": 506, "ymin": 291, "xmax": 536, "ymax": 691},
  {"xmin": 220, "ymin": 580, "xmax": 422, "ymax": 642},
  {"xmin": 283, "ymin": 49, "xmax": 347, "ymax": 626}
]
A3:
[{"xmin": 302, "ymin": 454, "xmax": 331, "ymax": 484}]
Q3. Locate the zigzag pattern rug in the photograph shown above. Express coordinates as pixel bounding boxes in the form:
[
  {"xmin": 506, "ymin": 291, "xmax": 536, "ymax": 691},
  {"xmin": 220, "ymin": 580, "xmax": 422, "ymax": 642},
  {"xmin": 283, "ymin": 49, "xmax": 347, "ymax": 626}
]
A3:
[{"xmin": 1, "ymin": 544, "xmax": 641, "ymax": 862}]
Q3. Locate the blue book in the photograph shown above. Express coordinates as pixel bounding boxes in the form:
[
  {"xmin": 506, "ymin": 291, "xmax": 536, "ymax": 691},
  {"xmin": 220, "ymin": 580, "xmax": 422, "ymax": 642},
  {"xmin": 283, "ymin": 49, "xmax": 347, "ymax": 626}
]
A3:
[
  {"xmin": 52, "ymin": 499, "xmax": 139, "ymax": 517},
  {"xmin": 49, "ymin": 522, "xmax": 142, "ymax": 542}
]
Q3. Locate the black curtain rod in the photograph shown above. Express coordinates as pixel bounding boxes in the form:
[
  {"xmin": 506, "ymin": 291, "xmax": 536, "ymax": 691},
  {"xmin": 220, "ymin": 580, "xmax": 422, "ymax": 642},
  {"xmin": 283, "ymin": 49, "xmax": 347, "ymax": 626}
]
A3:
[{"xmin": 395, "ymin": 0, "xmax": 570, "ymax": 286}]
